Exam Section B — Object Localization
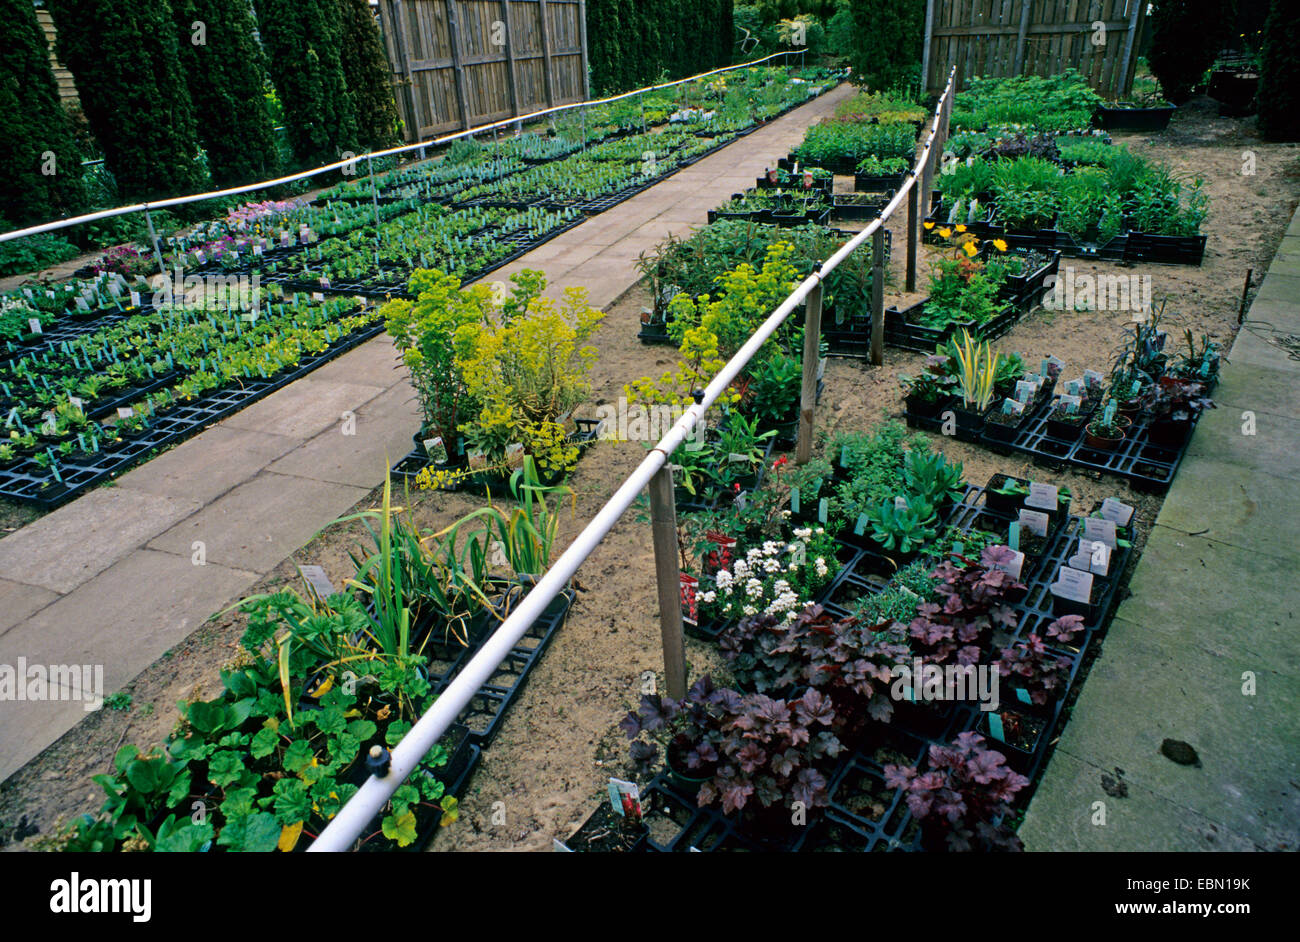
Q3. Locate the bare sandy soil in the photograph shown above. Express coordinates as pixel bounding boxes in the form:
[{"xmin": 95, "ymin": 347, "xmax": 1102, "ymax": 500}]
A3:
[{"xmin": 1, "ymin": 97, "xmax": 1297, "ymax": 852}]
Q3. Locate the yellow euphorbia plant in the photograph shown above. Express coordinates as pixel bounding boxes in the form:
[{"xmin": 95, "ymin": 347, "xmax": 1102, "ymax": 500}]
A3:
[
  {"xmin": 454, "ymin": 271, "xmax": 604, "ymax": 478},
  {"xmin": 626, "ymin": 242, "xmax": 801, "ymax": 408}
]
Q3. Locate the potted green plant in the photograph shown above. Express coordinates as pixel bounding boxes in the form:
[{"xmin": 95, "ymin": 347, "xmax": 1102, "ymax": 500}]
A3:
[{"xmin": 1084, "ymin": 405, "xmax": 1126, "ymax": 451}]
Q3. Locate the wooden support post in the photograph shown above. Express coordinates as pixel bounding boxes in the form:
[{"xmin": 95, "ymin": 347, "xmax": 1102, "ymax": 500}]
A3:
[
  {"xmin": 142, "ymin": 206, "xmax": 166, "ymax": 279},
  {"xmin": 796, "ymin": 282, "xmax": 823, "ymax": 465},
  {"xmin": 920, "ymin": 0, "xmax": 936, "ymax": 92},
  {"xmin": 383, "ymin": 0, "xmax": 420, "ymax": 143},
  {"xmin": 578, "ymin": 0, "xmax": 591, "ymax": 101},
  {"xmin": 500, "ymin": 0, "xmax": 520, "ymax": 119},
  {"xmin": 539, "ymin": 0, "xmax": 557, "ymax": 110},
  {"xmin": 906, "ymin": 181, "xmax": 918, "ymax": 294},
  {"xmin": 1117, "ymin": 0, "xmax": 1144, "ymax": 99},
  {"xmin": 1012, "ymin": 0, "xmax": 1032, "ymax": 75},
  {"xmin": 446, "ymin": 0, "xmax": 473, "ymax": 132},
  {"xmin": 870, "ymin": 228, "xmax": 885, "ymax": 366},
  {"xmin": 648, "ymin": 465, "xmax": 687, "ymax": 701}
]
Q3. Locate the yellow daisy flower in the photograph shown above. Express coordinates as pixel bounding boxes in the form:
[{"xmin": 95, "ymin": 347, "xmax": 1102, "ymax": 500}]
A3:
[
  {"xmin": 938, "ymin": 227, "xmax": 952, "ymax": 239},
  {"xmin": 923, "ymin": 221, "xmax": 935, "ymax": 230},
  {"xmin": 954, "ymin": 224, "xmax": 967, "ymax": 233},
  {"xmin": 992, "ymin": 239, "xmax": 1009, "ymax": 252},
  {"xmin": 962, "ymin": 241, "xmax": 978, "ymax": 257}
]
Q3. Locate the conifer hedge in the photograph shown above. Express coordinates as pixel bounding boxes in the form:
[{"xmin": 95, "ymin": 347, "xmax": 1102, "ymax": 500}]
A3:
[
  {"xmin": 0, "ymin": 0, "xmax": 86, "ymax": 226},
  {"xmin": 587, "ymin": 0, "xmax": 735, "ymax": 95},
  {"xmin": 171, "ymin": 0, "xmax": 282, "ymax": 187},
  {"xmin": 47, "ymin": 0, "xmax": 208, "ymax": 203},
  {"xmin": 337, "ymin": 0, "xmax": 403, "ymax": 151},
  {"xmin": 257, "ymin": 0, "xmax": 359, "ymax": 168}
]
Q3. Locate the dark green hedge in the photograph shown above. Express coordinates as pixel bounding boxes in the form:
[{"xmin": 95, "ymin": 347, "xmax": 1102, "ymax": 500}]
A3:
[
  {"xmin": 0, "ymin": 0, "xmax": 86, "ymax": 226},
  {"xmin": 337, "ymin": 0, "xmax": 402, "ymax": 151},
  {"xmin": 1148, "ymin": 0, "xmax": 1232, "ymax": 103},
  {"xmin": 587, "ymin": 0, "xmax": 735, "ymax": 96},
  {"xmin": 846, "ymin": 0, "xmax": 924, "ymax": 92},
  {"xmin": 1258, "ymin": 0, "xmax": 1300, "ymax": 140},
  {"xmin": 257, "ymin": 0, "xmax": 359, "ymax": 168},
  {"xmin": 171, "ymin": 0, "xmax": 281, "ymax": 187},
  {"xmin": 48, "ymin": 0, "xmax": 208, "ymax": 203}
]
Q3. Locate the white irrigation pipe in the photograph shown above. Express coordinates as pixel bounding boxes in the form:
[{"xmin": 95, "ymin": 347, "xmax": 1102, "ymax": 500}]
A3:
[
  {"xmin": 310, "ymin": 68, "xmax": 957, "ymax": 851},
  {"xmin": 0, "ymin": 51, "xmax": 805, "ymax": 245}
]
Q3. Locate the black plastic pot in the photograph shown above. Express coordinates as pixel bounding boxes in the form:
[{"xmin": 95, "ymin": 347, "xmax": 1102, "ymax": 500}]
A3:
[
  {"xmin": 1095, "ymin": 104, "xmax": 1176, "ymax": 132},
  {"xmin": 984, "ymin": 473, "xmax": 1029, "ymax": 515}
]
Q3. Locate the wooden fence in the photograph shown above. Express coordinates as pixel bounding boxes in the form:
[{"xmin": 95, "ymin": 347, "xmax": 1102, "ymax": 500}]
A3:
[
  {"xmin": 376, "ymin": 0, "xmax": 590, "ymax": 140},
  {"xmin": 921, "ymin": 0, "xmax": 1148, "ymax": 99}
]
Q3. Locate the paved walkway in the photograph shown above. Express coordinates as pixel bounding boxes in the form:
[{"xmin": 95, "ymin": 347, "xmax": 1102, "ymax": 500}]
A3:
[
  {"xmin": 0, "ymin": 85, "xmax": 853, "ymax": 782},
  {"xmin": 1021, "ymin": 208, "xmax": 1300, "ymax": 852}
]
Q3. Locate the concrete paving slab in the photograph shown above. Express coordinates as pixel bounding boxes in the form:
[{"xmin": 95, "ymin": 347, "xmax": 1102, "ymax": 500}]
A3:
[
  {"xmin": 115, "ymin": 425, "xmax": 297, "ymax": 505},
  {"xmin": 1185, "ymin": 397, "xmax": 1300, "ymax": 477},
  {"xmin": 0, "ymin": 696, "xmax": 108, "ymax": 783},
  {"xmin": 299, "ymin": 333, "xmax": 403, "ymax": 388},
  {"xmin": 1224, "ymin": 318, "xmax": 1300, "ymax": 370},
  {"xmin": 1154, "ymin": 456, "xmax": 1300, "ymax": 561},
  {"xmin": 1209, "ymin": 359, "xmax": 1300, "ymax": 423},
  {"xmin": 1252, "ymin": 271, "xmax": 1300, "ymax": 306},
  {"xmin": 266, "ymin": 408, "xmax": 417, "ymax": 488},
  {"xmin": 146, "ymin": 472, "xmax": 369, "ymax": 572},
  {"xmin": 1020, "ymin": 750, "xmax": 1261, "ymax": 852},
  {"xmin": 1113, "ymin": 524, "xmax": 1300, "ymax": 672},
  {"xmin": 222, "ymin": 378, "xmax": 387, "ymax": 440},
  {"xmin": 0, "ymin": 579, "xmax": 60, "ymax": 638},
  {"xmin": 0, "ymin": 488, "xmax": 202, "ymax": 594},
  {"xmin": 1047, "ymin": 624, "xmax": 1300, "ymax": 849}
]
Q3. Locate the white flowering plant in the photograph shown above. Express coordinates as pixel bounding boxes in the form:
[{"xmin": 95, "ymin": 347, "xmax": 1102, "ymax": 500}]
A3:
[{"xmin": 697, "ymin": 526, "xmax": 839, "ymax": 625}]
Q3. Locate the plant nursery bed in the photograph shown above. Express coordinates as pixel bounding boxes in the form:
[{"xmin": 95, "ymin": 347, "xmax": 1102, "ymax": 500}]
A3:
[{"xmin": 0, "ymin": 321, "xmax": 385, "ymax": 508}]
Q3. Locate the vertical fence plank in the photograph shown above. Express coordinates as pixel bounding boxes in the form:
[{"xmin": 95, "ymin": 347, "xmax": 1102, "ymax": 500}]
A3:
[{"xmin": 538, "ymin": 0, "xmax": 557, "ymax": 109}]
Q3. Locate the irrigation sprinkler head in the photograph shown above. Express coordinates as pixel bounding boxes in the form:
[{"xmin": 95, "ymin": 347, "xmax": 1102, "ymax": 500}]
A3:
[{"xmin": 366, "ymin": 744, "xmax": 392, "ymax": 778}]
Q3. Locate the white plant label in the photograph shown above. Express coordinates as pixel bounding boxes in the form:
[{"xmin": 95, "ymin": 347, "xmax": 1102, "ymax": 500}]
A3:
[
  {"xmin": 69, "ymin": 396, "xmax": 83, "ymax": 410},
  {"xmin": 1082, "ymin": 516, "xmax": 1117, "ymax": 548},
  {"xmin": 1053, "ymin": 565, "xmax": 1093, "ymax": 603},
  {"xmin": 1099, "ymin": 497, "xmax": 1134, "ymax": 527},
  {"xmin": 1025, "ymin": 482, "xmax": 1058, "ymax": 512},
  {"xmin": 991, "ymin": 548, "xmax": 1025, "ymax": 581},
  {"xmin": 1069, "ymin": 538, "xmax": 1111, "ymax": 576},
  {"xmin": 130, "ymin": 290, "xmax": 142, "ymax": 307},
  {"xmin": 297, "ymin": 564, "xmax": 336, "ymax": 600},
  {"xmin": 28, "ymin": 319, "xmax": 42, "ymax": 335},
  {"xmin": 117, "ymin": 407, "xmax": 134, "ymax": 419},
  {"xmin": 1018, "ymin": 508, "xmax": 1050, "ymax": 537}
]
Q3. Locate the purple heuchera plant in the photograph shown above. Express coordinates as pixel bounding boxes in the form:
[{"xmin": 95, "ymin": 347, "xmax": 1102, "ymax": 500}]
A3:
[
  {"xmin": 620, "ymin": 675, "xmax": 736, "ymax": 775},
  {"xmin": 996, "ymin": 615, "xmax": 1084, "ymax": 705},
  {"xmin": 884, "ymin": 731, "xmax": 1029, "ymax": 852},
  {"xmin": 907, "ymin": 546, "xmax": 1024, "ymax": 668},
  {"xmin": 721, "ymin": 603, "xmax": 911, "ymax": 724},
  {"xmin": 702, "ymin": 687, "xmax": 844, "ymax": 815}
]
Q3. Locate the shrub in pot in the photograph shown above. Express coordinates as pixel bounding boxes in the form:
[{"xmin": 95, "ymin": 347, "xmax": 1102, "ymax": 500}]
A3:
[
  {"xmin": 1084, "ymin": 413, "xmax": 1126, "ymax": 451},
  {"xmin": 995, "ymin": 616, "xmax": 1085, "ymax": 710},
  {"xmin": 1142, "ymin": 377, "xmax": 1214, "ymax": 447}
]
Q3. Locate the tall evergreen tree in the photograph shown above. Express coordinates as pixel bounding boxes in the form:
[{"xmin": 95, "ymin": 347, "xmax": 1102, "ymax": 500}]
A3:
[
  {"xmin": 257, "ymin": 0, "xmax": 359, "ymax": 168},
  {"xmin": 336, "ymin": 0, "xmax": 402, "ymax": 149},
  {"xmin": 1257, "ymin": 0, "xmax": 1300, "ymax": 140},
  {"xmin": 171, "ymin": 0, "xmax": 281, "ymax": 187},
  {"xmin": 48, "ymin": 0, "xmax": 208, "ymax": 202},
  {"xmin": 1148, "ymin": 0, "xmax": 1232, "ymax": 103},
  {"xmin": 846, "ymin": 0, "xmax": 923, "ymax": 91},
  {"xmin": 0, "ymin": 0, "xmax": 86, "ymax": 225}
]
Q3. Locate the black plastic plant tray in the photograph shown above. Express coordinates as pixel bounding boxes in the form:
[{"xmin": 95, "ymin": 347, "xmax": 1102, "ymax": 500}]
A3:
[
  {"xmin": 577, "ymin": 181, "xmax": 653, "ymax": 215},
  {"xmin": 823, "ymin": 729, "xmax": 930, "ymax": 841},
  {"xmin": 637, "ymin": 778, "xmax": 740, "ymax": 852},
  {"xmin": 0, "ymin": 323, "xmax": 384, "ymax": 509},
  {"xmin": 2, "ymin": 309, "xmax": 143, "ymax": 362},
  {"xmin": 1008, "ymin": 516, "xmax": 1134, "ymax": 639},
  {"xmin": 855, "ymin": 171, "xmax": 907, "ymax": 193},
  {"xmin": 830, "ymin": 196, "xmax": 891, "ymax": 222},
  {"xmin": 1123, "ymin": 231, "xmax": 1206, "ymax": 266},
  {"xmin": 354, "ymin": 725, "xmax": 481, "ymax": 853}
]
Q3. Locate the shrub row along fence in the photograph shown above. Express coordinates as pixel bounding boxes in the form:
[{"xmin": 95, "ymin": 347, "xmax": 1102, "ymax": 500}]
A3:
[{"xmin": 306, "ymin": 66, "xmax": 962, "ymax": 852}]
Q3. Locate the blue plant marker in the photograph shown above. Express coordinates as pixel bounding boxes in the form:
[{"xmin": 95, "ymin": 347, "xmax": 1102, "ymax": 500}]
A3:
[
  {"xmin": 1008, "ymin": 521, "xmax": 1020, "ymax": 551},
  {"xmin": 818, "ymin": 497, "xmax": 828, "ymax": 523},
  {"xmin": 987, "ymin": 712, "xmax": 1006, "ymax": 742},
  {"xmin": 790, "ymin": 486, "xmax": 800, "ymax": 514},
  {"xmin": 1015, "ymin": 687, "xmax": 1032, "ymax": 705},
  {"xmin": 1103, "ymin": 399, "xmax": 1116, "ymax": 424},
  {"xmin": 854, "ymin": 512, "xmax": 868, "ymax": 535},
  {"xmin": 77, "ymin": 433, "xmax": 85, "ymax": 451},
  {"xmin": 952, "ymin": 540, "xmax": 964, "ymax": 559}
]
